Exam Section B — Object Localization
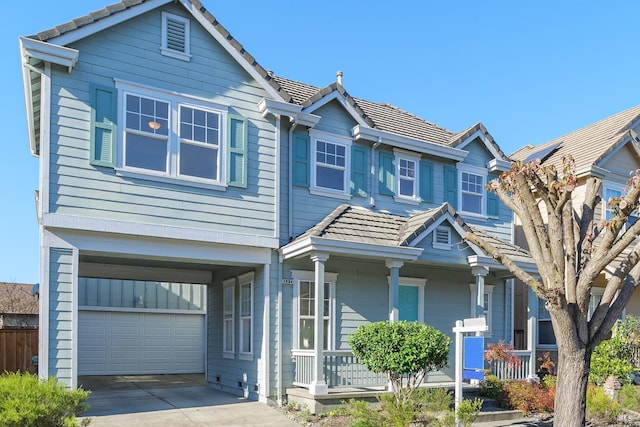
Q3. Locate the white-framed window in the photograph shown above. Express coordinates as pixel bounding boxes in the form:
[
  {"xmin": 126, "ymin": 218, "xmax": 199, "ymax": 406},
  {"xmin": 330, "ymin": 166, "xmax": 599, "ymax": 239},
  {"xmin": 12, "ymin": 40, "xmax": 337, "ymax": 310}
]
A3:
[
  {"xmin": 394, "ymin": 149, "xmax": 420, "ymax": 202},
  {"xmin": 310, "ymin": 130, "xmax": 351, "ymax": 198},
  {"xmin": 537, "ymin": 298, "xmax": 556, "ymax": 346},
  {"xmin": 161, "ymin": 12, "xmax": 191, "ymax": 61},
  {"xmin": 433, "ymin": 226, "xmax": 452, "ymax": 250},
  {"xmin": 459, "ymin": 164, "xmax": 486, "ymax": 216},
  {"xmin": 469, "ymin": 284, "xmax": 494, "ymax": 336},
  {"xmin": 603, "ymin": 185, "xmax": 639, "ymax": 232},
  {"xmin": 238, "ymin": 272, "xmax": 254, "ymax": 358},
  {"xmin": 292, "ymin": 270, "xmax": 337, "ymax": 350},
  {"xmin": 116, "ymin": 80, "xmax": 227, "ymax": 187},
  {"xmin": 222, "ymin": 278, "xmax": 235, "ymax": 357}
]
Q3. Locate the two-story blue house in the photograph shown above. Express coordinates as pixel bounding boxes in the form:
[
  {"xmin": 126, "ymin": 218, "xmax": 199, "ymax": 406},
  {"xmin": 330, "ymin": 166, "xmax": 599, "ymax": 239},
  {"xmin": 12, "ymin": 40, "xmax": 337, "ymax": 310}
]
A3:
[{"xmin": 20, "ymin": 0, "xmax": 533, "ymax": 409}]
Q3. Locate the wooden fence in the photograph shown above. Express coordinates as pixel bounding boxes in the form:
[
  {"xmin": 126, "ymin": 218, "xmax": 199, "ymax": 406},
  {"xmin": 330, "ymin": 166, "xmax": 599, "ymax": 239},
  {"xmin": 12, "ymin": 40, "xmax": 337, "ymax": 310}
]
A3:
[{"xmin": 0, "ymin": 329, "xmax": 38, "ymax": 373}]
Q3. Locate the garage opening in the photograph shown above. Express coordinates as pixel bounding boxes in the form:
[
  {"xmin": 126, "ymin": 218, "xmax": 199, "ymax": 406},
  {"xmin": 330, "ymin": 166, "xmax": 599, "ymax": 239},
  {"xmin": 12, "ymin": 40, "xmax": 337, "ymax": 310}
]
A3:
[{"xmin": 77, "ymin": 278, "xmax": 207, "ymax": 376}]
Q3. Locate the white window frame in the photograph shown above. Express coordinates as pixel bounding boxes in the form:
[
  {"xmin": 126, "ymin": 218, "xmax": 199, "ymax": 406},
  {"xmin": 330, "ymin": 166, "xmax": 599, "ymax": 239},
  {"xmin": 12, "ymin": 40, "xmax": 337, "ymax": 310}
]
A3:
[
  {"xmin": 459, "ymin": 164, "xmax": 487, "ymax": 217},
  {"xmin": 603, "ymin": 183, "xmax": 639, "ymax": 233},
  {"xmin": 292, "ymin": 270, "xmax": 338, "ymax": 351},
  {"xmin": 115, "ymin": 80, "xmax": 228, "ymax": 189},
  {"xmin": 469, "ymin": 283, "xmax": 494, "ymax": 336},
  {"xmin": 238, "ymin": 272, "xmax": 254, "ymax": 360},
  {"xmin": 222, "ymin": 278, "xmax": 235, "ymax": 358},
  {"xmin": 393, "ymin": 149, "xmax": 420, "ymax": 204},
  {"xmin": 309, "ymin": 130, "xmax": 352, "ymax": 199},
  {"xmin": 433, "ymin": 226, "xmax": 452, "ymax": 250},
  {"xmin": 161, "ymin": 12, "xmax": 192, "ymax": 61}
]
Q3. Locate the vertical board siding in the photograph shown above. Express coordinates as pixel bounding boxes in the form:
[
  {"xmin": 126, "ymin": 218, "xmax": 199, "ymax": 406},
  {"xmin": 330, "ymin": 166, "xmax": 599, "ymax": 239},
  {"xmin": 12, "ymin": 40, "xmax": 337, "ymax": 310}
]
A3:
[
  {"xmin": 48, "ymin": 248, "xmax": 74, "ymax": 384},
  {"xmin": 49, "ymin": 4, "xmax": 276, "ymax": 238},
  {"xmin": 79, "ymin": 278, "xmax": 206, "ymax": 310}
]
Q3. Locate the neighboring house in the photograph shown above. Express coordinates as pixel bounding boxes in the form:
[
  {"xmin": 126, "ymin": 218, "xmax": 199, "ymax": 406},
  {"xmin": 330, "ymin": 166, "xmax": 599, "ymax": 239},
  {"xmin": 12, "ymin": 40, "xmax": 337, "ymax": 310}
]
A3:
[
  {"xmin": 510, "ymin": 105, "xmax": 640, "ymax": 360},
  {"xmin": 19, "ymin": 0, "xmax": 531, "ymax": 406},
  {"xmin": 0, "ymin": 282, "xmax": 39, "ymax": 329}
]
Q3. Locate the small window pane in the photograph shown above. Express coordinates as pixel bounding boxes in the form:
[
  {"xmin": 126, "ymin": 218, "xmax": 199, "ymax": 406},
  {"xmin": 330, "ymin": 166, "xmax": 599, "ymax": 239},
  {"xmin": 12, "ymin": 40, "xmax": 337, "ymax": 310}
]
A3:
[
  {"xmin": 125, "ymin": 133, "xmax": 167, "ymax": 171},
  {"xmin": 299, "ymin": 318, "xmax": 314, "ymax": 350},
  {"xmin": 462, "ymin": 193, "xmax": 482, "ymax": 213},
  {"xmin": 242, "ymin": 318, "xmax": 251, "ymax": 352},
  {"xmin": 316, "ymin": 166, "xmax": 344, "ymax": 191},
  {"xmin": 180, "ymin": 143, "xmax": 217, "ymax": 179},
  {"xmin": 400, "ymin": 179, "xmax": 414, "ymax": 196},
  {"xmin": 539, "ymin": 320, "xmax": 556, "ymax": 345}
]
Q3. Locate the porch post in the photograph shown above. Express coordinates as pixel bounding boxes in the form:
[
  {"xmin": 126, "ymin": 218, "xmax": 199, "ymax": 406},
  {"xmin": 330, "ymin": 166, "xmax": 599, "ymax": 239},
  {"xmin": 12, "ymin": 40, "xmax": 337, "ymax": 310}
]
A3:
[
  {"xmin": 386, "ymin": 259, "xmax": 404, "ymax": 321},
  {"xmin": 310, "ymin": 252, "xmax": 329, "ymax": 395},
  {"xmin": 527, "ymin": 286, "xmax": 538, "ymax": 379},
  {"xmin": 472, "ymin": 266, "xmax": 489, "ymax": 319}
]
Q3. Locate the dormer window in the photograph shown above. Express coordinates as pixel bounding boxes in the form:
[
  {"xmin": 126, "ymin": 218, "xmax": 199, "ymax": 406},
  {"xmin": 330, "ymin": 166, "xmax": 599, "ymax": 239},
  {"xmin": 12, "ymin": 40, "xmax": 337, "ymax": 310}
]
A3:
[
  {"xmin": 310, "ymin": 130, "xmax": 351, "ymax": 198},
  {"xmin": 161, "ymin": 12, "xmax": 191, "ymax": 61}
]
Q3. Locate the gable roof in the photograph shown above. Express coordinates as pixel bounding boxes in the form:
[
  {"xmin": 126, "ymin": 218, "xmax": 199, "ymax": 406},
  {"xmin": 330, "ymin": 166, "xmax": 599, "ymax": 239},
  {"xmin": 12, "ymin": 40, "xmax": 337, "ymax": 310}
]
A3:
[
  {"xmin": 0, "ymin": 283, "xmax": 39, "ymax": 315},
  {"xmin": 282, "ymin": 203, "xmax": 532, "ymax": 267},
  {"xmin": 510, "ymin": 105, "xmax": 640, "ymax": 175}
]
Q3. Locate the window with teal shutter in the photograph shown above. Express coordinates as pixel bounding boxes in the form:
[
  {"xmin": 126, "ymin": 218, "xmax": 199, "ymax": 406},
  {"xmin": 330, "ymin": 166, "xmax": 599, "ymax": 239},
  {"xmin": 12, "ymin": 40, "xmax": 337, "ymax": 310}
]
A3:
[
  {"xmin": 419, "ymin": 160, "xmax": 434, "ymax": 203},
  {"xmin": 90, "ymin": 84, "xmax": 117, "ymax": 168},
  {"xmin": 444, "ymin": 165, "xmax": 458, "ymax": 209},
  {"xmin": 292, "ymin": 133, "xmax": 310, "ymax": 187},
  {"xmin": 351, "ymin": 145, "xmax": 368, "ymax": 197},
  {"xmin": 378, "ymin": 151, "xmax": 395, "ymax": 196},
  {"xmin": 227, "ymin": 115, "xmax": 248, "ymax": 188},
  {"xmin": 487, "ymin": 175, "xmax": 499, "ymax": 219}
]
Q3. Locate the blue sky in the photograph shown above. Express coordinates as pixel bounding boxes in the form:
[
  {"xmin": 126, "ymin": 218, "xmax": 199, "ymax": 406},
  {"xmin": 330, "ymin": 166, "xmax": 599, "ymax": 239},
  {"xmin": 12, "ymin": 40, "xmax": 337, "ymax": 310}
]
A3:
[{"xmin": 3, "ymin": 1, "xmax": 640, "ymax": 284}]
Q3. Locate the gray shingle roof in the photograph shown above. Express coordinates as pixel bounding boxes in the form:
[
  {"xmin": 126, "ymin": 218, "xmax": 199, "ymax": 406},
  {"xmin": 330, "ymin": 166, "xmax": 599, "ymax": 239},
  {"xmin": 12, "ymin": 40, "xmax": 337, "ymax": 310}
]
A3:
[
  {"xmin": 290, "ymin": 203, "xmax": 532, "ymax": 266},
  {"xmin": 510, "ymin": 105, "xmax": 640, "ymax": 173}
]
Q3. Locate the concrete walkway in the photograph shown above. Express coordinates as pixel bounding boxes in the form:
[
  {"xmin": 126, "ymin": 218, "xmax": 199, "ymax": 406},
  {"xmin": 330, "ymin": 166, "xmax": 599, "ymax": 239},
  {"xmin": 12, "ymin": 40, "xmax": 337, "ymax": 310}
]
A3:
[{"xmin": 77, "ymin": 374, "xmax": 300, "ymax": 427}]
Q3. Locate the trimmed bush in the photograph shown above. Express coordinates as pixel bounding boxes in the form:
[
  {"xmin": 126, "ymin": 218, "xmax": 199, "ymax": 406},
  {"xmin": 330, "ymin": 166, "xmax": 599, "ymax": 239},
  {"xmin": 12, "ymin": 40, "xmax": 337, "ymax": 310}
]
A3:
[
  {"xmin": 0, "ymin": 372, "xmax": 90, "ymax": 427},
  {"xmin": 498, "ymin": 378, "xmax": 555, "ymax": 414},
  {"xmin": 589, "ymin": 334, "xmax": 633, "ymax": 385}
]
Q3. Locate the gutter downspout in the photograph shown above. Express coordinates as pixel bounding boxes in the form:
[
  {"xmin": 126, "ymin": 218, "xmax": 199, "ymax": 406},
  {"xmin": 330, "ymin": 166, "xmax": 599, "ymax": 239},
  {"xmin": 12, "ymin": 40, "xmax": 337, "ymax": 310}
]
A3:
[
  {"xmin": 370, "ymin": 139, "xmax": 381, "ymax": 208},
  {"xmin": 288, "ymin": 122, "xmax": 298, "ymax": 239}
]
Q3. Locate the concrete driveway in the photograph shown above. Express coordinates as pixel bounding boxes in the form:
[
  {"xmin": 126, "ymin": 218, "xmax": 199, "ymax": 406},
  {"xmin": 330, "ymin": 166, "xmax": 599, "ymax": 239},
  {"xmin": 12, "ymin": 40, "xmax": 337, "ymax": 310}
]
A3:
[{"xmin": 77, "ymin": 374, "xmax": 300, "ymax": 427}]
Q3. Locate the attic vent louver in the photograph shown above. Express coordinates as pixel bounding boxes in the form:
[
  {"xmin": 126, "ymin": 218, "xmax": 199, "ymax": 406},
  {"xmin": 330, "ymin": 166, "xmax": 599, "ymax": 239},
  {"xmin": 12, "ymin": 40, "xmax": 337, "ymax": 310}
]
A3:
[
  {"xmin": 161, "ymin": 12, "xmax": 191, "ymax": 61},
  {"xmin": 433, "ymin": 226, "xmax": 452, "ymax": 249}
]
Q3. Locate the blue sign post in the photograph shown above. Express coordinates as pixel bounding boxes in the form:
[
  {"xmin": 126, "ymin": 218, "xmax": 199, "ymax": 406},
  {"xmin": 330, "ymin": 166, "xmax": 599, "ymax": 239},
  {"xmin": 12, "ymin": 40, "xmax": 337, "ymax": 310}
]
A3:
[{"xmin": 463, "ymin": 336, "xmax": 485, "ymax": 381}]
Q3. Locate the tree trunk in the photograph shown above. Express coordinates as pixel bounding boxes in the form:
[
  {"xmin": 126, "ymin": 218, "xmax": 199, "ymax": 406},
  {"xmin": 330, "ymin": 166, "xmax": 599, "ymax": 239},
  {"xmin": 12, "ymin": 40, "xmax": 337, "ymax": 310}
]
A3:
[{"xmin": 554, "ymin": 344, "xmax": 591, "ymax": 427}]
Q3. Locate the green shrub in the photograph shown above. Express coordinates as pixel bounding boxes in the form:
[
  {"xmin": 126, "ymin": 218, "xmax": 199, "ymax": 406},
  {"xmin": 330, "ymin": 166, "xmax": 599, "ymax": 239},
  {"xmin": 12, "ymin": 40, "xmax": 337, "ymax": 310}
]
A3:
[
  {"xmin": 457, "ymin": 397, "xmax": 483, "ymax": 427},
  {"xmin": 586, "ymin": 385, "xmax": 621, "ymax": 423},
  {"xmin": 620, "ymin": 384, "xmax": 640, "ymax": 412},
  {"xmin": 479, "ymin": 374, "xmax": 504, "ymax": 400},
  {"xmin": 0, "ymin": 372, "xmax": 90, "ymax": 427},
  {"xmin": 348, "ymin": 321, "xmax": 450, "ymax": 407},
  {"xmin": 418, "ymin": 387, "xmax": 453, "ymax": 412},
  {"xmin": 589, "ymin": 335, "xmax": 633, "ymax": 385}
]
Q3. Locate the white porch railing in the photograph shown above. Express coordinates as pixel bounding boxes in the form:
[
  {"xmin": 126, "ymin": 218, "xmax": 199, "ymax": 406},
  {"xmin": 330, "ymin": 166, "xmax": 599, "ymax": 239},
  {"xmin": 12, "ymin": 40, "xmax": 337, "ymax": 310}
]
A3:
[
  {"xmin": 489, "ymin": 350, "xmax": 533, "ymax": 381},
  {"xmin": 292, "ymin": 350, "xmax": 387, "ymax": 389}
]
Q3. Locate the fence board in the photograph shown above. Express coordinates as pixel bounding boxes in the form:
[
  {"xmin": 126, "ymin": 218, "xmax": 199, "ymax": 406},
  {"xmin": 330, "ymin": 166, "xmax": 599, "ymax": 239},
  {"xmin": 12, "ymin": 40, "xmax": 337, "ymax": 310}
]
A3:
[{"xmin": 0, "ymin": 329, "xmax": 38, "ymax": 373}]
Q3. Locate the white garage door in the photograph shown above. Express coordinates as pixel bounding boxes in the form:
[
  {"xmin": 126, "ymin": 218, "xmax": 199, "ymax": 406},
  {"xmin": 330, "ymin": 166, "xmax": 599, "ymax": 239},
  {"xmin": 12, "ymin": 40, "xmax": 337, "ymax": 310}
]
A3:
[{"xmin": 78, "ymin": 311, "xmax": 204, "ymax": 375}]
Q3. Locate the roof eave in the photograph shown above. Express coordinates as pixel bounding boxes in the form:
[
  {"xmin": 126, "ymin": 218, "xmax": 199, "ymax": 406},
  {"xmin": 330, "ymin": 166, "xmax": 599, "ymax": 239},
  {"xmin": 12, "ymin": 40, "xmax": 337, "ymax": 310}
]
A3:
[
  {"xmin": 352, "ymin": 125, "xmax": 468, "ymax": 161},
  {"xmin": 258, "ymin": 98, "xmax": 321, "ymax": 127},
  {"xmin": 20, "ymin": 37, "xmax": 79, "ymax": 71},
  {"xmin": 280, "ymin": 236, "xmax": 422, "ymax": 261}
]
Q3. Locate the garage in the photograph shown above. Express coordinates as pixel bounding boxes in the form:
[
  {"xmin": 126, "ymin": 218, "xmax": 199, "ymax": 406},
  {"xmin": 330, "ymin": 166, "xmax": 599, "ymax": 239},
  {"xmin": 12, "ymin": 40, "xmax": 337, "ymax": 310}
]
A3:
[{"xmin": 78, "ymin": 310, "xmax": 205, "ymax": 375}]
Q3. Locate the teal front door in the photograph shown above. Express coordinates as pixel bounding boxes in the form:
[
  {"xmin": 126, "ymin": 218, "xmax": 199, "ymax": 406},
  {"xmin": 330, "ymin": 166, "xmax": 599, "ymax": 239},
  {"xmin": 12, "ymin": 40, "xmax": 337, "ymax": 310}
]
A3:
[{"xmin": 399, "ymin": 285, "xmax": 419, "ymax": 321}]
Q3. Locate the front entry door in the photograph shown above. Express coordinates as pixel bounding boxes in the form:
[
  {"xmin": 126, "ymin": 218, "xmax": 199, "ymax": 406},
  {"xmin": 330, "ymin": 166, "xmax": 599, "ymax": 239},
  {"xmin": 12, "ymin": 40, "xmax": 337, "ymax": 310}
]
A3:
[{"xmin": 399, "ymin": 285, "xmax": 419, "ymax": 321}]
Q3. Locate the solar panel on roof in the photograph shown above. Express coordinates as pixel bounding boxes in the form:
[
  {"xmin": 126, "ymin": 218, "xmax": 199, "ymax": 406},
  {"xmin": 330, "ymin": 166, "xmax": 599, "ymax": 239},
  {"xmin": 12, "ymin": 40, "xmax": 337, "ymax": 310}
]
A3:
[{"xmin": 523, "ymin": 142, "xmax": 562, "ymax": 163}]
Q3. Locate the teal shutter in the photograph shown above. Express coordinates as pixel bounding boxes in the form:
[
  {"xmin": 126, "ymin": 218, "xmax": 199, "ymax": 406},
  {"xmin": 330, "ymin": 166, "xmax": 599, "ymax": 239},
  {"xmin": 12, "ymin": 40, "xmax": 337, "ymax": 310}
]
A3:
[
  {"xmin": 89, "ymin": 84, "xmax": 117, "ymax": 168},
  {"xmin": 487, "ymin": 175, "xmax": 499, "ymax": 219},
  {"xmin": 419, "ymin": 160, "xmax": 434, "ymax": 203},
  {"xmin": 351, "ymin": 145, "xmax": 368, "ymax": 197},
  {"xmin": 227, "ymin": 115, "xmax": 248, "ymax": 188},
  {"xmin": 292, "ymin": 133, "xmax": 310, "ymax": 187},
  {"xmin": 444, "ymin": 165, "xmax": 458, "ymax": 209},
  {"xmin": 378, "ymin": 151, "xmax": 395, "ymax": 196}
]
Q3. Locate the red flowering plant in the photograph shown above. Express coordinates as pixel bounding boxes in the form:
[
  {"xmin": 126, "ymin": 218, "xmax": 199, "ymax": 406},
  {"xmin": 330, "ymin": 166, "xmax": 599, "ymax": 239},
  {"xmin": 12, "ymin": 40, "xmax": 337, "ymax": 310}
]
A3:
[{"xmin": 484, "ymin": 341, "xmax": 522, "ymax": 380}]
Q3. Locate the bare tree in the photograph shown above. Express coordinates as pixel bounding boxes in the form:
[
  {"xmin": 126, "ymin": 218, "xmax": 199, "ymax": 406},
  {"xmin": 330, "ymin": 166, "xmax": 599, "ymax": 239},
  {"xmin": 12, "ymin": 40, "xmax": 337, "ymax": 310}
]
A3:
[
  {"xmin": 464, "ymin": 158, "xmax": 640, "ymax": 427},
  {"xmin": 0, "ymin": 283, "xmax": 38, "ymax": 329}
]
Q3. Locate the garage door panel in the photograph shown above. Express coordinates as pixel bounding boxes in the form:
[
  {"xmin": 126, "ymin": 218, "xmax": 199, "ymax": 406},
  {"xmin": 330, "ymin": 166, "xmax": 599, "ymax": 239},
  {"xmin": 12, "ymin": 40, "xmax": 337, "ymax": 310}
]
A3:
[{"xmin": 78, "ymin": 311, "xmax": 204, "ymax": 375}]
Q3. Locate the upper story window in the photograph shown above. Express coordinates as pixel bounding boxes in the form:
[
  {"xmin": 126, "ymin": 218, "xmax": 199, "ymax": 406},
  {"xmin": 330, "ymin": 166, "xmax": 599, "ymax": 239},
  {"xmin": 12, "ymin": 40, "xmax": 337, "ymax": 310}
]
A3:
[
  {"xmin": 459, "ymin": 164, "xmax": 487, "ymax": 216},
  {"xmin": 603, "ymin": 185, "xmax": 639, "ymax": 232},
  {"xmin": 310, "ymin": 130, "xmax": 351, "ymax": 198},
  {"xmin": 394, "ymin": 150, "xmax": 420, "ymax": 202},
  {"xmin": 161, "ymin": 12, "xmax": 191, "ymax": 61},
  {"xmin": 117, "ymin": 81, "xmax": 228, "ymax": 187}
]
